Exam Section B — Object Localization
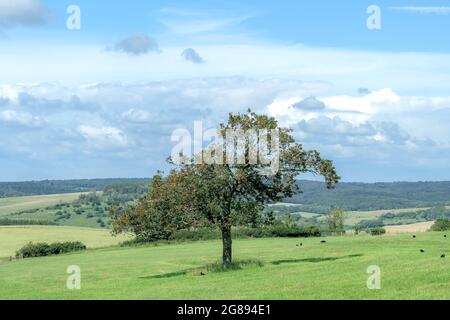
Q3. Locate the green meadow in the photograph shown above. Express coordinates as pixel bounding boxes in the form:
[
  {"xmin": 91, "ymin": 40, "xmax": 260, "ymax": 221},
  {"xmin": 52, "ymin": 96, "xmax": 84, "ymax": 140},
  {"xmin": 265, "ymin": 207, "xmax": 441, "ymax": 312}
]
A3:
[
  {"xmin": 0, "ymin": 193, "xmax": 83, "ymax": 217},
  {"xmin": 0, "ymin": 226, "xmax": 129, "ymax": 259},
  {"xmin": 1, "ymin": 232, "xmax": 449, "ymax": 300}
]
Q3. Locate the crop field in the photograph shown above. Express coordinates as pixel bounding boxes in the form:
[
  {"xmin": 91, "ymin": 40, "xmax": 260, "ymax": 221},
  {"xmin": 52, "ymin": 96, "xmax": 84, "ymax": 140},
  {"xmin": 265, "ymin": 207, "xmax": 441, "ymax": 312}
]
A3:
[
  {"xmin": 1, "ymin": 232, "xmax": 449, "ymax": 300},
  {"xmin": 0, "ymin": 193, "xmax": 83, "ymax": 217},
  {"xmin": 385, "ymin": 222, "xmax": 435, "ymax": 234}
]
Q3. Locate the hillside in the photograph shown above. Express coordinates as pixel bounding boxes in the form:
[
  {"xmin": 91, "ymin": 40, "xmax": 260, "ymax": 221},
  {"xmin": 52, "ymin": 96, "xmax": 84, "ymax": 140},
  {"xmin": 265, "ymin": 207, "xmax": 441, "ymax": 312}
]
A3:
[
  {"xmin": 2, "ymin": 179, "xmax": 450, "ymax": 212},
  {"xmin": 0, "ymin": 178, "xmax": 149, "ymax": 198},
  {"xmin": 290, "ymin": 180, "xmax": 450, "ymax": 211}
]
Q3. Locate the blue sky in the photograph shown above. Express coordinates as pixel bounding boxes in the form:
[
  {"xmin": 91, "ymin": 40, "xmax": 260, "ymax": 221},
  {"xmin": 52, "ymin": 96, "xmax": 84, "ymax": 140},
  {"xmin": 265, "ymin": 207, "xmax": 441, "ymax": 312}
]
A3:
[{"xmin": 1, "ymin": 0, "xmax": 450, "ymax": 182}]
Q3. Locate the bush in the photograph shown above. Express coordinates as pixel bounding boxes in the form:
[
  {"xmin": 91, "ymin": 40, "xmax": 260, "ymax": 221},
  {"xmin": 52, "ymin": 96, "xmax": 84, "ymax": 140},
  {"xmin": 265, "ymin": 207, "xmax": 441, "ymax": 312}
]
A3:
[
  {"xmin": 431, "ymin": 219, "xmax": 450, "ymax": 231},
  {"xmin": 16, "ymin": 241, "xmax": 86, "ymax": 259},
  {"xmin": 368, "ymin": 227, "xmax": 386, "ymax": 236}
]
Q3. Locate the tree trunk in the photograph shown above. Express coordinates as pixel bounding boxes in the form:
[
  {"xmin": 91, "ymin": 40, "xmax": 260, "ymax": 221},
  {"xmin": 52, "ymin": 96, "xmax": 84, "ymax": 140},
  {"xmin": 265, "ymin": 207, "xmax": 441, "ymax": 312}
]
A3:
[{"xmin": 221, "ymin": 224, "xmax": 232, "ymax": 265}]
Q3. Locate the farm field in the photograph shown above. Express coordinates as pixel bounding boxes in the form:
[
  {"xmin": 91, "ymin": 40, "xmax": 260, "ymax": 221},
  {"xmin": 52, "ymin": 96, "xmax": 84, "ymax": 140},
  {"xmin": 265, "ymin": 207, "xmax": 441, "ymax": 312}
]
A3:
[
  {"xmin": 270, "ymin": 202, "xmax": 447, "ymax": 226},
  {"xmin": 0, "ymin": 226, "xmax": 130, "ymax": 259},
  {"xmin": 1, "ymin": 232, "xmax": 449, "ymax": 299},
  {"xmin": 342, "ymin": 208, "xmax": 425, "ymax": 226},
  {"xmin": 0, "ymin": 193, "xmax": 83, "ymax": 217},
  {"xmin": 385, "ymin": 221, "xmax": 435, "ymax": 234}
]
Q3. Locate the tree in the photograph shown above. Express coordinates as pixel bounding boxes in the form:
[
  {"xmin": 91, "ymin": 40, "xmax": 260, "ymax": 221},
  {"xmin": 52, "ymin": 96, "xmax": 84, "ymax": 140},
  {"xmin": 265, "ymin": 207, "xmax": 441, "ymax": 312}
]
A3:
[
  {"xmin": 327, "ymin": 208, "xmax": 346, "ymax": 235},
  {"xmin": 354, "ymin": 223, "xmax": 361, "ymax": 235},
  {"xmin": 110, "ymin": 111, "xmax": 340, "ymax": 265}
]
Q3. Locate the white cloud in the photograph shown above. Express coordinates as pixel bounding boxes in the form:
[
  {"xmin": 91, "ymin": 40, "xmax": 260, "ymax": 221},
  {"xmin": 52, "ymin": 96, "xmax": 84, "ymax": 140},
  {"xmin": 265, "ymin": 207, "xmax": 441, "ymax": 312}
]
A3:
[
  {"xmin": 78, "ymin": 125, "xmax": 128, "ymax": 149},
  {"xmin": 1, "ymin": 79, "xmax": 450, "ymax": 181},
  {"xmin": 0, "ymin": 0, "xmax": 48, "ymax": 29},
  {"xmin": 0, "ymin": 109, "xmax": 43, "ymax": 126},
  {"xmin": 267, "ymin": 88, "xmax": 450, "ymax": 161},
  {"xmin": 122, "ymin": 109, "xmax": 155, "ymax": 123}
]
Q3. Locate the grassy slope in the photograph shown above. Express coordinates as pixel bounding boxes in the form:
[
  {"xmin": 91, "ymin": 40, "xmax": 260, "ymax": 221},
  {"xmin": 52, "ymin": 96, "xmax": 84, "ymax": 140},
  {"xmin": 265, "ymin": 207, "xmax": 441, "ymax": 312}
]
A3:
[
  {"xmin": 1, "ymin": 232, "xmax": 449, "ymax": 300},
  {"xmin": 0, "ymin": 193, "xmax": 83, "ymax": 217},
  {"xmin": 0, "ymin": 226, "xmax": 130, "ymax": 258}
]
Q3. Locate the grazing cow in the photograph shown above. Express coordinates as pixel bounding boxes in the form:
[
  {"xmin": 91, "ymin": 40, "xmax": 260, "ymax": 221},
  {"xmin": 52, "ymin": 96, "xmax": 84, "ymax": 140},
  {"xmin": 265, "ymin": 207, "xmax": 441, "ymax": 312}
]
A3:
[
  {"xmin": 420, "ymin": 249, "xmax": 425, "ymax": 253},
  {"xmin": 413, "ymin": 235, "xmax": 416, "ymax": 238},
  {"xmin": 320, "ymin": 240, "xmax": 327, "ymax": 244},
  {"xmin": 441, "ymin": 254, "xmax": 446, "ymax": 258}
]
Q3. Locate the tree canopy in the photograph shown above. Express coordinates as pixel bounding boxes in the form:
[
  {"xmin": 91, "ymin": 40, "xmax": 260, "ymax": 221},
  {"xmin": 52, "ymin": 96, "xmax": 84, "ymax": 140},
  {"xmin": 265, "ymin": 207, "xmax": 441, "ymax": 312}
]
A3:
[{"xmin": 110, "ymin": 111, "xmax": 340, "ymax": 265}]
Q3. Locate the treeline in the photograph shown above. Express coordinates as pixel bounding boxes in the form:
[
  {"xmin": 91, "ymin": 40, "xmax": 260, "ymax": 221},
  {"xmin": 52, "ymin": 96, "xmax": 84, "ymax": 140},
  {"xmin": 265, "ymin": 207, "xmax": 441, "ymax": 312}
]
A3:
[
  {"xmin": 285, "ymin": 180, "xmax": 450, "ymax": 211},
  {"xmin": 0, "ymin": 178, "xmax": 149, "ymax": 198},
  {"xmin": 0, "ymin": 219, "xmax": 56, "ymax": 226}
]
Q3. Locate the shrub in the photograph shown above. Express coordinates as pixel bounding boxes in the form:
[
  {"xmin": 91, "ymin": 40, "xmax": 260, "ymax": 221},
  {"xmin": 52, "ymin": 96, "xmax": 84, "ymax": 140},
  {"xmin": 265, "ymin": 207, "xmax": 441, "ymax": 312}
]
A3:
[
  {"xmin": 368, "ymin": 227, "xmax": 386, "ymax": 236},
  {"xmin": 16, "ymin": 241, "xmax": 86, "ymax": 259},
  {"xmin": 431, "ymin": 219, "xmax": 450, "ymax": 231}
]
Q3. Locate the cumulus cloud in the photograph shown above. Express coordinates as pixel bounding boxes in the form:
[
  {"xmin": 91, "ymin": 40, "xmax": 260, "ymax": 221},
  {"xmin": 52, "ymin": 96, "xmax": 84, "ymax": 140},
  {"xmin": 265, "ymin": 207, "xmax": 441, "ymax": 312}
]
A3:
[
  {"xmin": 296, "ymin": 116, "xmax": 417, "ymax": 148},
  {"xmin": 181, "ymin": 48, "xmax": 205, "ymax": 64},
  {"xmin": 112, "ymin": 34, "xmax": 160, "ymax": 56},
  {"xmin": 0, "ymin": 0, "xmax": 49, "ymax": 29},
  {"xmin": 78, "ymin": 125, "xmax": 128, "ymax": 149},
  {"xmin": 267, "ymin": 87, "xmax": 450, "ymax": 165},
  {"xmin": 1, "ymin": 80, "xmax": 450, "ymax": 181},
  {"xmin": 0, "ymin": 109, "xmax": 44, "ymax": 127},
  {"xmin": 122, "ymin": 108, "xmax": 155, "ymax": 123}
]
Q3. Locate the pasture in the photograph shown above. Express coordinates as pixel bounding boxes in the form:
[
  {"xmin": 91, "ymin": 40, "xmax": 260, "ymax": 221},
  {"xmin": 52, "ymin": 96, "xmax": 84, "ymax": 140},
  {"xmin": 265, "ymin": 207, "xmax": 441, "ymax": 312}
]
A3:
[
  {"xmin": 0, "ymin": 193, "xmax": 83, "ymax": 217},
  {"xmin": 1, "ymin": 232, "xmax": 449, "ymax": 299},
  {"xmin": 0, "ymin": 226, "xmax": 129, "ymax": 259}
]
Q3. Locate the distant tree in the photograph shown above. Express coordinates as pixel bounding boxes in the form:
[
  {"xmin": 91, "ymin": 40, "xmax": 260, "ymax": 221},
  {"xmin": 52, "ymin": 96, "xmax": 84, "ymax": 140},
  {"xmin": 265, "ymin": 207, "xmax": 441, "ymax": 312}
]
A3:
[
  {"xmin": 354, "ymin": 223, "xmax": 361, "ymax": 235},
  {"xmin": 110, "ymin": 111, "xmax": 340, "ymax": 265},
  {"xmin": 327, "ymin": 208, "xmax": 346, "ymax": 235},
  {"xmin": 368, "ymin": 227, "xmax": 386, "ymax": 236}
]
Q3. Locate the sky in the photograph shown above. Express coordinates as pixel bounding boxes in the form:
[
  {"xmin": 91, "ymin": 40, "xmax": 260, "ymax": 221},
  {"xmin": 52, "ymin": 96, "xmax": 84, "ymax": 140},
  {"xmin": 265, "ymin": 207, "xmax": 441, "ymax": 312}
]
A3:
[{"xmin": 1, "ymin": 0, "xmax": 450, "ymax": 182}]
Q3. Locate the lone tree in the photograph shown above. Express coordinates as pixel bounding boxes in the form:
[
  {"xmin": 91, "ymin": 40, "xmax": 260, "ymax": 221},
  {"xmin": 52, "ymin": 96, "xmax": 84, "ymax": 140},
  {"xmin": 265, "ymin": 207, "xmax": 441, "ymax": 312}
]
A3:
[
  {"xmin": 110, "ymin": 111, "xmax": 340, "ymax": 265},
  {"xmin": 327, "ymin": 208, "xmax": 346, "ymax": 235}
]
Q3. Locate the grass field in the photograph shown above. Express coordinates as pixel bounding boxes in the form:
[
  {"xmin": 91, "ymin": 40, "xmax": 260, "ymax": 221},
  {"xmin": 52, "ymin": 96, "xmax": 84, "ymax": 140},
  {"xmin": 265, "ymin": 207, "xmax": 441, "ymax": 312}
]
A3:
[
  {"xmin": 0, "ymin": 193, "xmax": 83, "ymax": 217},
  {"xmin": 0, "ymin": 226, "xmax": 130, "ymax": 258},
  {"xmin": 1, "ymin": 232, "xmax": 449, "ymax": 299},
  {"xmin": 344, "ymin": 208, "xmax": 428, "ymax": 225}
]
